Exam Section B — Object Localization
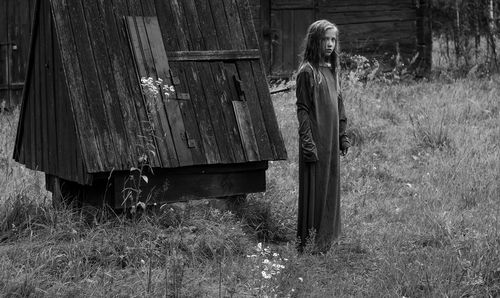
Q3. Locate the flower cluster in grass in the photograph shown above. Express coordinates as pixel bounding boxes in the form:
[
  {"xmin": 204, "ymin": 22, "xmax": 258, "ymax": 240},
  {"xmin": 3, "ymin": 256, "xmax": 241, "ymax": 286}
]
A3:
[
  {"xmin": 247, "ymin": 242, "xmax": 287, "ymax": 280},
  {"xmin": 244, "ymin": 242, "xmax": 295, "ymax": 297}
]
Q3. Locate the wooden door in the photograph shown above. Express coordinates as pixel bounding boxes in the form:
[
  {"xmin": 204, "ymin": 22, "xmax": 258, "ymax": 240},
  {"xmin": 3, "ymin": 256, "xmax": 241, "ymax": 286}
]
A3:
[
  {"xmin": 0, "ymin": 0, "xmax": 34, "ymax": 108},
  {"xmin": 267, "ymin": 0, "xmax": 316, "ymax": 76},
  {"xmin": 124, "ymin": 16, "xmax": 286, "ymax": 168}
]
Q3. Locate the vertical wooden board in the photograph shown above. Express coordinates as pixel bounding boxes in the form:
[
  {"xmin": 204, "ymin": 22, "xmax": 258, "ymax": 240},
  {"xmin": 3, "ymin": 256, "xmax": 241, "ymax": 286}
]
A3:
[
  {"xmin": 125, "ymin": 16, "xmax": 177, "ymax": 167},
  {"xmin": 34, "ymin": 6, "xmax": 42, "ymax": 170},
  {"xmin": 154, "ymin": 0, "xmax": 179, "ymax": 51},
  {"xmin": 7, "ymin": 0, "xmax": 16, "ymax": 87},
  {"xmin": 175, "ymin": 61, "xmax": 221, "ymax": 164},
  {"xmin": 28, "ymin": 2, "xmax": 38, "ymax": 168},
  {"xmin": 282, "ymin": 10, "xmax": 294, "ymax": 72},
  {"xmin": 10, "ymin": 0, "xmax": 29, "ymax": 83},
  {"xmin": 39, "ymin": 0, "xmax": 48, "ymax": 172},
  {"xmin": 197, "ymin": 62, "xmax": 234, "ymax": 163},
  {"xmin": 211, "ymin": 62, "xmax": 246, "ymax": 163},
  {"xmin": 223, "ymin": 0, "xmax": 246, "ymax": 50},
  {"xmin": 270, "ymin": 10, "xmax": 283, "ymax": 74},
  {"xmin": 143, "ymin": 18, "xmax": 171, "ymax": 80},
  {"xmin": 125, "ymin": 18, "xmax": 164, "ymax": 165},
  {"xmin": 139, "ymin": 0, "xmax": 156, "ymax": 15},
  {"xmin": 0, "ymin": 46, "xmax": 6, "ymax": 87},
  {"xmin": 250, "ymin": 60, "xmax": 287, "ymax": 159},
  {"xmin": 259, "ymin": 0, "xmax": 271, "ymax": 73},
  {"xmin": 194, "ymin": 0, "xmax": 219, "ymax": 50},
  {"xmin": 179, "ymin": 0, "xmax": 205, "ymax": 51},
  {"xmin": 235, "ymin": 0, "xmax": 260, "ymax": 49},
  {"xmin": 0, "ymin": 0, "xmax": 7, "ymax": 88},
  {"xmin": 222, "ymin": 61, "xmax": 259, "ymax": 160},
  {"xmin": 0, "ymin": 0, "xmax": 6, "ymax": 45},
  {"xmin": 236, "ymin": 60, "xmax": 273, "ymax": 160},
  {"xmin": 63, "ymin": 79, "xmax": 76, "ymax": 181},
  {"xmin": 53, "ymin": 20, "xmax": 69, "ymax": 181},
  {"xmin": 50, "ymin": 0, "xmax": 102, "ymax": 171},
  {"xmin": 8, "ymin": 0, "xmax": 17, "ymax": 83},
  {"xmin": 109, "ymin": 0, "xmax": 157, "ymax": 168},
  {"xmin": 81, "ymin": 0, "xmax": 133, "ymax": 167},
  {"xmin": 132, "ymin": 17, "xmax": 180, "ymax": 167},
  {"xmin": 232, "ymin": 101, "xmax": 259, "ymax": 161},
  {"xmin": 293, "ymin": 10, "xmax": 313, "ymax": 69},
  {"xmin": 125, "ymin": 18, "xmax": 153, "ymax": 80},
  {"xmin": 68, "ymin": 0, "xmax": 119, "ymax": 169},
  {"xmin": 168, "ymin": 63, "xmax": 206, "ymax": 165},
  {"xmin": 23, "ymin": 75, "xmax": 32, "ymax": 166},
  {"xmin": 206, "ymin": 0, "xmax": 232, "ymax": 49},
  {"xmin": 144, "ymin": 17, "xmax": 193, "ymax": 166},
  {"xmin": 46, "ymin": 2, "xmax": 57, "ymax": 175},
  {"xmin": 96, "ymin": 0, "xmax": 146, "ymax": 166},
  {"xmin": 169, "ymin": 0, "xmax": 191, "ymax": 50}
]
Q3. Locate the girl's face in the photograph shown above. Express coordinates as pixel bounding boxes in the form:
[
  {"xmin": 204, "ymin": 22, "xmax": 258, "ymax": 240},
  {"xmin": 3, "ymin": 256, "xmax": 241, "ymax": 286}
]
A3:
[{"xmin": 321, "ymin": 28, "xmax": 337, "ymax": 61}]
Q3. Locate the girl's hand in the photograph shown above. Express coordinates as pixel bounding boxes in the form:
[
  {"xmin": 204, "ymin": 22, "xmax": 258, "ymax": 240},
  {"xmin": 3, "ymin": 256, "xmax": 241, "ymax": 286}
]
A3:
[{"xmin": 340, "ymin": 137, "xmax": 350, "ymax": 156}]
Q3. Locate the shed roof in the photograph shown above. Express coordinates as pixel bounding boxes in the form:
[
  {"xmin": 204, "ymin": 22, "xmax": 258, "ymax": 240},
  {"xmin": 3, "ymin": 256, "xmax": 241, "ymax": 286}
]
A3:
[{"xmin": 35, "ymin": 0, "xmax": 286, "ymax": 174}]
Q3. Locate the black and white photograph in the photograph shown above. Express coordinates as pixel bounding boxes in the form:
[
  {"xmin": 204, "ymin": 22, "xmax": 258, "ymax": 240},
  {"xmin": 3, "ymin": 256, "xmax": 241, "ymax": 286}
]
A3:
[{"xmin": 0, "ymin": 0, "xmax": 499, "ymax": 296}]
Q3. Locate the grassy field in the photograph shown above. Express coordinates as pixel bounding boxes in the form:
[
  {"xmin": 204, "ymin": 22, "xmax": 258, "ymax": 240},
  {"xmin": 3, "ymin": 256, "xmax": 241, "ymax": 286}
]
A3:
[{"xmin": 0, "ymin": 70, "xmax": 499, "ymax": 296}]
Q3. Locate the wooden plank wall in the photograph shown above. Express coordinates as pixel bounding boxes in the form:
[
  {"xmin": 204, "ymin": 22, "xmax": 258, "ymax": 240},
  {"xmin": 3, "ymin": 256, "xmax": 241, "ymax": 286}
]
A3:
[
  {"xmin": 255, "ymin": 0, "xmax": 427, "ymax": 75},
  {"xmin": 49, "ymin": 0, "xmax": 152, "ymax": 174},
  {"xmin": 317, "ymin": 0, "xmax": 417, "ymax": 56},
  {"xmin": 0, "ymin": 0, "xmax": 35, "ymax": 107},
  {"xmin": 270, "ymin": 8, "xmax": 314, "ymax": 75},
  {"xmin": 15, "ymin": 0, "xmax": 89, "ymax": 184},
  {"xmin": 43, "ymin": 0, "xmax": 285, "ymax": 177},
  {"xmin": 154, "ymin": 0, "xmax": 286, "ymax": 163},
  {"xmin": 416, "ymin": 0, "xmax": 432, "ymax": 74}
]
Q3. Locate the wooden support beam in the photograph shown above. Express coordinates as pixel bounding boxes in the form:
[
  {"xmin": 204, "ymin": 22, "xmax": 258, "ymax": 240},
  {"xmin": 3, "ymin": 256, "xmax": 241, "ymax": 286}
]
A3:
[{"xmin": 167, "ymin": 49, "xmax": 260, "ymax": 61}]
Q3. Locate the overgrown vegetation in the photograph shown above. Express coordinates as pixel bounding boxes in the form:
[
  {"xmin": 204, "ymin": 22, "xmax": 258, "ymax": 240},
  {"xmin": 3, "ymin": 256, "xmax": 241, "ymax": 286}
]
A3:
[
  {"xmin": 432, "ymin": 0, "xmax": 500, "ymax": 72},
  {"xmin": 1, "ymin": 45, "xmax": 499, "ymax": 296}
]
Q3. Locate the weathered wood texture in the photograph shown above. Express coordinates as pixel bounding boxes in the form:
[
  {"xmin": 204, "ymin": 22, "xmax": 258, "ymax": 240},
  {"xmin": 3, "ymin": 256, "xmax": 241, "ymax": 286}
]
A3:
[
  {"xmin": 13, "ymin": 0, "xmax": 90, "ymax": 184},
  {"xmin": 115, "ymin": 162, "xmax": 268, "ymax": 208},
  {"xmin": 0, "ymin": 0, "xmax": 35, "ymax": 107},
  {"xmin": 14, "ymin": 0, "xmax": 287, "ymax": 187},
  {"xmin": 253, "ymin": 0, "xmax": 431, "ymax": 75},
  {"xmin": 125, "ymin": 9, "xmax": 286, "ymax": 167}
]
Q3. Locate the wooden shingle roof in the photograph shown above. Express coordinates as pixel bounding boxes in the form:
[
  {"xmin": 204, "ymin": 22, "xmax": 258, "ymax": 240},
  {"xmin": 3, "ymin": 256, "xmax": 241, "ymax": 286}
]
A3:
[{"xmin": 48, "ymin": 0, "xmax": 286, "ymax": 173}]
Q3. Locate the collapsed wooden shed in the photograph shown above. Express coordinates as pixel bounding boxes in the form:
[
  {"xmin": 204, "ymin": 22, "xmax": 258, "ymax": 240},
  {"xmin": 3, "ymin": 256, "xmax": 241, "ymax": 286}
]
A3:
[
  {"xmin": 13, "ymin": 0, "xmax": 287, "ymax": 208},
  {"xmin": 249, "ymin": 0, "xmax": 432, "ymax": 76},
  {"xmin": 0, "ymin": 0, "xmax": 36, "ymax": 108}
]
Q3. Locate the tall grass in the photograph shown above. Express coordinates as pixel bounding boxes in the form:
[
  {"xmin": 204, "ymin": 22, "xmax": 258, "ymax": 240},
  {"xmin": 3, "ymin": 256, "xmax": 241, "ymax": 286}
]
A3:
[{"xmin": 0, "ymin": 72, "xmax": 499, "ymax": 296}]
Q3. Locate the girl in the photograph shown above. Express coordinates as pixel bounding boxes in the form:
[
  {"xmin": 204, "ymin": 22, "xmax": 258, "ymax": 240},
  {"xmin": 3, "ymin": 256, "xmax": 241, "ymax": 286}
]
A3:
[{"xmin": 296, "ymin": 20, "xmax": 350, "ymax": 253}]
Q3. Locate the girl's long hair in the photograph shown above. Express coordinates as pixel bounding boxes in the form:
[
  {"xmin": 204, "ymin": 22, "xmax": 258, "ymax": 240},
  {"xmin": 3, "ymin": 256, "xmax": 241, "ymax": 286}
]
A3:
[{"xmin": 298, "ymin": 20, "xmax": 340, "ymax": 86}]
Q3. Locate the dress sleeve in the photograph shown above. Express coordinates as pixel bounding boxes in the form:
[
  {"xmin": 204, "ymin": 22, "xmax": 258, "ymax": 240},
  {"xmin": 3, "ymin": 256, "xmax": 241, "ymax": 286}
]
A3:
[
  {"xmin": 296, "ymin": 70, "xmax": 318, "ymax": 162},
  {"xmin": 338, "ymin": 90, "xmax": 351, "ymax": 150}
]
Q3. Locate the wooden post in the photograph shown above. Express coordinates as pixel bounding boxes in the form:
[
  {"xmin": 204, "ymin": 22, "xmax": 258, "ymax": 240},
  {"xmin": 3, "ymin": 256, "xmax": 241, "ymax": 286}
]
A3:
[{"xmin": 416, "ymin": 0, "xmax": 432, "ymax": 76}]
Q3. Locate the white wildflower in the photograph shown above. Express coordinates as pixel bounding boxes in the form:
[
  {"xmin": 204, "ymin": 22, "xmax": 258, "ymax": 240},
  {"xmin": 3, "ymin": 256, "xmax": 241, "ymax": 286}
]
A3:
[{"xmin": 262, "ymin": 271, "xmax": 272, "ymax": 279}]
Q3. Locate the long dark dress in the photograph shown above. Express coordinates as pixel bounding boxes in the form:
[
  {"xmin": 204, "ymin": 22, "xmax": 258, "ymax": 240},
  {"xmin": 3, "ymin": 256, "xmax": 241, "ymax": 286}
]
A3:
[{"xmin": 296, "ymin": 64, "xmax": 348, "ymax": 252}]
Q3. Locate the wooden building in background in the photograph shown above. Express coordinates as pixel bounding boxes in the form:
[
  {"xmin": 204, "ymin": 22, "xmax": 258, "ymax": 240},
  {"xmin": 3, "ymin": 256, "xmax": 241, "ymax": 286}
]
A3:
[
  {"xmin": 13, "ymin": 0, "xmax": 287, "ymax": 208},
  {"xmin": 250, "ymin": 0, "xmax": 432, "ymax": 76},
  {"xmin": 0, "ymin": 0, "xmax": 36, "ymax": 108},
  {"xmin": 3, "ymin": 0, "xmax": 433, "ymax": 110}
]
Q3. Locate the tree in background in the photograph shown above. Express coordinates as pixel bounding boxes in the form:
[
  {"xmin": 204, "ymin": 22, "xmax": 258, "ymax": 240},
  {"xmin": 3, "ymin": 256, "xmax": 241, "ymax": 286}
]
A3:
[{"xmin": 432, "ymin": 0, "xmax": 499, "ymax": 70}]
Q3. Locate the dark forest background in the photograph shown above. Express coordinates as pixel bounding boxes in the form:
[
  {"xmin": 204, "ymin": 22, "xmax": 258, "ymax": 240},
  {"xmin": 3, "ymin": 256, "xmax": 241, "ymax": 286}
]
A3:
[{"xmin": 431, "ymin": 0, "xmax": 500, "ymax": 69}]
